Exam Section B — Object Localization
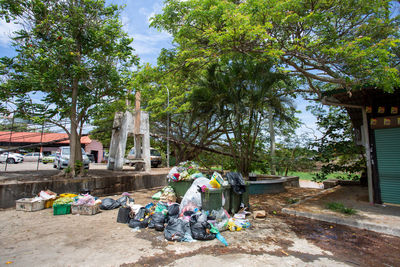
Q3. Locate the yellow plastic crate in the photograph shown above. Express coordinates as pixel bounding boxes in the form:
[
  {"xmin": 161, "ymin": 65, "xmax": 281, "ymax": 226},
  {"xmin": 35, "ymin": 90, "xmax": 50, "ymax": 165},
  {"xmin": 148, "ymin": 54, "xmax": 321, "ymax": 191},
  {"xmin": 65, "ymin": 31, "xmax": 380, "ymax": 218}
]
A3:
[
  {"xmin": 44, "ymin": 197, "xmax": 59, "ymax": 209},
  {"xmin": 60, "ymin": 193, "xmax": 77, "ymax": 198}
]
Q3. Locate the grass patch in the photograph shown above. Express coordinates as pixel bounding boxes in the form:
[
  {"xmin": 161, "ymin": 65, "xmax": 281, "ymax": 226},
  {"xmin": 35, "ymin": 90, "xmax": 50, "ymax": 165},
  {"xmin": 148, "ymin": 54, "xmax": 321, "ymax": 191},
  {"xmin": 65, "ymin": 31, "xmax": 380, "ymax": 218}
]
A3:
[
  {"xmin": 287, "ymin": 171, "xmax": 359, "ymax": 181},
  {"xmin": 286, "ymin": 198, "xmax": 299, "ymax": 204},
  {"xmin": 325, "ymin": 202, "xmax": 357, "ymax": 215}
]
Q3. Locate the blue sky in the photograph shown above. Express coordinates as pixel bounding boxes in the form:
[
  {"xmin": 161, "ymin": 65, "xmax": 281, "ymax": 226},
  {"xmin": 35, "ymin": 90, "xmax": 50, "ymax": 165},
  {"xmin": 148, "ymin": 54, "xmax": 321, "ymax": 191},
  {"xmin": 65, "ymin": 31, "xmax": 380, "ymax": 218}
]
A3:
[{"xmin": 0, "ymin": 0, "xmax": 319, "ymax": 138}]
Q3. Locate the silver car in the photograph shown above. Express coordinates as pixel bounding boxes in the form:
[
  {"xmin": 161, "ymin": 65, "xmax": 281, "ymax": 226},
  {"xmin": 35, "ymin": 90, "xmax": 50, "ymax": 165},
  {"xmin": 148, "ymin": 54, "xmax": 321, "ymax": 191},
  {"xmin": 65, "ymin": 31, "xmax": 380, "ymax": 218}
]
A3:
[
  {"xmin": 23, "ymin": 152, "xmax": 43, "ymax": 162},
  {"xmin": 53, "ymin": 146, "xmax": 90, "ymax": 170}
]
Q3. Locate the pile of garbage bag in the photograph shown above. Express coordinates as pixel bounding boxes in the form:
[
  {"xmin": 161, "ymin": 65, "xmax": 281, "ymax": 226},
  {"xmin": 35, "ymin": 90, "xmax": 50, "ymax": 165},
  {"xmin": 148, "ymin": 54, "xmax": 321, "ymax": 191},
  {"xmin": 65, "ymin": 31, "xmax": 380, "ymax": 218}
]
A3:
[
  {"xmin": 100, "ymin": 194, "xmax": 134, "ymax": 210},
  {"xmin": 167, "ymin": 161, "xmax": 204, "ymax": 182},
  {"xmin": 110, "ymin": 168, "xmax": 251, "ymax": 246}
]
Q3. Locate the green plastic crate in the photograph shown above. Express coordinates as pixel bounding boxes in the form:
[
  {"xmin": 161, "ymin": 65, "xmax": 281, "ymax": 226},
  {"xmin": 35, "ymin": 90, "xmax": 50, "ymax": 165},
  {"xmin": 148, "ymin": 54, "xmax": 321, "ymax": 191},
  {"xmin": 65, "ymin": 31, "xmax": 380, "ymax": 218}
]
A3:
[
  {"xmin": 201, "ymin": 189, "xmax": 223, "ymax": 211},
  {"xmin": 53, "ymin": 204, "xmax": 71, "ymax": 215}
]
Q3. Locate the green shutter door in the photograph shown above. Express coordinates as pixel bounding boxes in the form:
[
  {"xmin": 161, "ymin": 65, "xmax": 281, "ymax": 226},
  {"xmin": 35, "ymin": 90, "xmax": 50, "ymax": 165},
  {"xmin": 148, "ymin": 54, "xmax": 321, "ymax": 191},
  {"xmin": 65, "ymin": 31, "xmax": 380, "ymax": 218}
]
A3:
[{"xmin": 375, "ymin": 128, "xmax": 400, "ymax": 204}]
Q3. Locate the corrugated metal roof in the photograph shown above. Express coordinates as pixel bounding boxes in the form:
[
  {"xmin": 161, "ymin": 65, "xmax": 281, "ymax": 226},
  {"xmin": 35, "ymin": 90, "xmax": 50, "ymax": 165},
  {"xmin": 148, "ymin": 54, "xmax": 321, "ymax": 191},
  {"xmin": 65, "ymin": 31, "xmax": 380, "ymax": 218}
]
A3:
[{"xmin": 0, "ymin": 131, "xmax": 92, "ymax": 144}]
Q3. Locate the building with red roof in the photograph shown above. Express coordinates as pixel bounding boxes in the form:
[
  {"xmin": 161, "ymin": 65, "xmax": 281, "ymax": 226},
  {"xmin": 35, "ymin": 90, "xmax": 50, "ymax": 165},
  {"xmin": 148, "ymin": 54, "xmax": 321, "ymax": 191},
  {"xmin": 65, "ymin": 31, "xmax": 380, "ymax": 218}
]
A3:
[{"xmin": 0, "ymin": 131, "xmax": 104, "ymax": 163}]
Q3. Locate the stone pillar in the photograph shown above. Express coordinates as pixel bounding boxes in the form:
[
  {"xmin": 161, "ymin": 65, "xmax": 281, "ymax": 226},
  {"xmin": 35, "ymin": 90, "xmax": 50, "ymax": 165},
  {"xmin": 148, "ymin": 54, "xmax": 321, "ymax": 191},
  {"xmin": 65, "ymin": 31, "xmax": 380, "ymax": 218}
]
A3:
[
  {"xmin": 107, "ymin": 111, "xmax": 133, "ymax": 170},
  {"xmin": 107, "ymin": 110, "xmax": 150, "ymax": 172},
  {"xmin": 141, "ymin": 112, "xmax": 151, "ymax": 172}
]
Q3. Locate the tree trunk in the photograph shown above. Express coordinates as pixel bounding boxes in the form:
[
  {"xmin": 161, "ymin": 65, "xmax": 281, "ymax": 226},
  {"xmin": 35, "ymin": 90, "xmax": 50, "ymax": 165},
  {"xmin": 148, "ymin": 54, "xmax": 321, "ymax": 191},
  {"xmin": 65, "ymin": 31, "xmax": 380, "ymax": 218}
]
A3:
[
  {"xmin": 284, "ymin": 148, "xmax": 296, "ymax": 176},
  {"xmin": 269, "ymin": 110, "xmax": 276, "ymax": 175},
  {"xmin": 69, "ymin": 78, "xmax": 83, "ymax": 176},
  {"xmin": 69, "ymin": 80, "xmax": 78, "ymax": 177}
]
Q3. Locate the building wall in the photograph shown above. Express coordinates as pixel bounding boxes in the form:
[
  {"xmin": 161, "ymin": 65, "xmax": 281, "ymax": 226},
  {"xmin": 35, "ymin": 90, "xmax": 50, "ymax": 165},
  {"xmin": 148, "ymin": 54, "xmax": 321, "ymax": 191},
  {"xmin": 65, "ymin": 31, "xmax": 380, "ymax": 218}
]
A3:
[{"xmin": 84, "ymin": 140, "xmax": 103, "ymax": 163}]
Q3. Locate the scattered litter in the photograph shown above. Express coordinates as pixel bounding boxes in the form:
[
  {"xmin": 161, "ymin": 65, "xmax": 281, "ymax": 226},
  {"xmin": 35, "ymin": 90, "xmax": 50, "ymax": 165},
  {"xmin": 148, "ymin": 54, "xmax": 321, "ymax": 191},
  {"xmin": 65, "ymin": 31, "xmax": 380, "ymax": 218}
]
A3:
[
  {"xmin": 281, "ymin": 250, "xmax": 289, "ymax": 256},
  {"xmin": 152, "ymin": 191, "xmax": 162, "ymax": 200},
  {"xmin": 253, "ymin": 210, "xmax": 266, "ymax": 219},
  {"xmin": 131, "ymin": 227, "xmax": 141, "ymax": 232}
]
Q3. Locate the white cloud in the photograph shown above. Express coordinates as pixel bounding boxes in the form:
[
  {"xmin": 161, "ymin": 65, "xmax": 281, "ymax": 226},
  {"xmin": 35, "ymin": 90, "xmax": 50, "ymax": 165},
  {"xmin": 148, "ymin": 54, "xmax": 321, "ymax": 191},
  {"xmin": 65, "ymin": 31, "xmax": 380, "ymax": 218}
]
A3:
[
  {"xmin": 133, "ymin": 32, "xmax": 172, "ymax": 44},
  {"xmin": 130, "ymin": 31, "xmax": 172, "ymax": 57},
  {"xmin": 0, "ymin": 20, "xmax": 21, "ymax": 47},
  {"xmin": 138, "ymin": 2, "xmax": 163, "ymax": 25}
]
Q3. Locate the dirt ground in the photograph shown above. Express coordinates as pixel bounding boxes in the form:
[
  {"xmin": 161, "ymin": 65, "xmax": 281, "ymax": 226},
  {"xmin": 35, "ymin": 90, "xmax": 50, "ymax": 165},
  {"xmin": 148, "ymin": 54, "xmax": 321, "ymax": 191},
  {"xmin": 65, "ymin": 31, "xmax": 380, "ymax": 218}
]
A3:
[
  {"xmin": 1, "ymin": 187, "xmax": 400, "ymax": 267},
  {"xmin": 287, "ymin": 185, "xmax": 400, "ymax": 229}
]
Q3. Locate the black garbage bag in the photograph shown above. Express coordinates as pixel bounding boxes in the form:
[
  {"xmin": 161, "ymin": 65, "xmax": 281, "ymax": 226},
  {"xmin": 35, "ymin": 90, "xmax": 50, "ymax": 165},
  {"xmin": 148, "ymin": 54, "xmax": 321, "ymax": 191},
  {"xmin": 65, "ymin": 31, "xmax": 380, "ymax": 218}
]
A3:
[
  {"xmin": 226, "ymin": 172, "xmax": 246, "ymax": 194},
  {"xmin": 128, "ymin": 219, "xmax": 141, "ymax": 228},
  {"xmin": 164, "ymin": 218, "xmax": 190, "ymax": 241},
  {"xmin": 167, "ymin": 203, "xmax": 180, "ymax": 218},
  {"xmin": 128, "ymin": 217, "xmax": 149, "ymax": 229},
  {"xmin": 155, "ymin": 223, "xmax": 165, "ymax": 232},
  {"xmin": 140, "ymin": 217, "xmax": 150, "ymax": 228},
  {"xmin": 116, "ymin": 196, "xmax": 134, "ymax": 206},
  {"xmin": 100, "ymin": 198, "xmax": 120, "ymax": 210},
  {"xmin": 134, "ymin": 207, "xmax": 148, "ymax": 221},
  {"xmin": 149, "ymin": 212, "xmax": 165, "ymax": 231},
  {"xmin": 148, "ymin": 216, "xmax": 155, "ymax": 229},
  {"xmin": 190, "ymin": 222, "xmax": 216, "ymax": 240},
  {"xmin": 117, "ymin": 207, "xmax": 132, "ymax": 224},
  {"xmin": 189, "ymin": 214, "xmax": 216, "ymax": 240}
]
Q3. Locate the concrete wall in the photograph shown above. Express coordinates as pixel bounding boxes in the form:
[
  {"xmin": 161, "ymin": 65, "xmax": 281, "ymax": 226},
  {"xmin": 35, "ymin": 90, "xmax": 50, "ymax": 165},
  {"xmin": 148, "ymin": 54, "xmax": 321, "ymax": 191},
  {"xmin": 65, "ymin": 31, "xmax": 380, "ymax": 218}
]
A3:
[
  {"xmin": 0, "ymin": 173, "xmax": 167, "ymax": 209},
  {"xmin": 85, "ymin": 140, "xmax": 104, "ymax": 163}
]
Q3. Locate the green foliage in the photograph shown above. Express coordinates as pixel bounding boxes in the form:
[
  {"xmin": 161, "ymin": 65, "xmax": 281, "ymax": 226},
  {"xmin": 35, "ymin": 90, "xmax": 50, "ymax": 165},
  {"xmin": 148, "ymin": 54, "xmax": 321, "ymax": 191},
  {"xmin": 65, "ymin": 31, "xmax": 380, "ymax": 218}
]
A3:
[
  {"xmin": 1, "ymin": 0, "xmax": 137, "ymax": 175},
  {"xmin": 134, "ymin": 56, "xmax": 225, "ymax": 164},
  {"xmin": 0, "ymin": 0, "xmax": 26, "ymax": 22},
  {"xmin": 63, "ymin": 166, "xmax": 72, "ymax": 174},
  {"xmin": 152, "ymin": 0, "xmax": 400, "ymax": 93},
  {"xmin": 191, "ymin": 54, "xmax": 296, "ymax": 176},
  {"xmin": 286, "ymin": 198, "xmax": 299, "ymax": 204},
  {"xmin": 325, "ymin": 202, "xmax": 357, "ymax": 215},
  {"xmin": 308, "ymin": 105, "xmax": 365, "ymax": 182},
  {"xmin": 74, "ymin": 160, "xmax": 83, "ymax": 174}
]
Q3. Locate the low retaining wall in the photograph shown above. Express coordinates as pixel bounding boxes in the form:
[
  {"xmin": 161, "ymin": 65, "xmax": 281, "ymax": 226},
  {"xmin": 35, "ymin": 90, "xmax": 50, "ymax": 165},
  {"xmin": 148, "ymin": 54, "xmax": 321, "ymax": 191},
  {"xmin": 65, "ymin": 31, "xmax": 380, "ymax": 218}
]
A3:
[
  {"xmin": 323, "ymin": 179, "xmax": 361, "ymax": 189},
  {"xmin": 0, "ymin": 173, "xmax": 167, "ymax": 209},
  {"xmin": 249, "ymin": 174, "xmax": 300, "ymax": 188},
  {"xmin": 283, "ymin": 176, "xmax": 300, "ymax": 187}
]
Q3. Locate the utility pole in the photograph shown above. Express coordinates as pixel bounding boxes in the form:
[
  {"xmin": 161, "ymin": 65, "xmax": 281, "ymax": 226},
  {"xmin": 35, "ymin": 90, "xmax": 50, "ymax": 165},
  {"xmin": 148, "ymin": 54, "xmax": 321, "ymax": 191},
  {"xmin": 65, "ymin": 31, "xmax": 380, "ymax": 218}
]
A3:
[{"xmin": 166, "ymin": 86, "xmax": 170, "ymax": 168}]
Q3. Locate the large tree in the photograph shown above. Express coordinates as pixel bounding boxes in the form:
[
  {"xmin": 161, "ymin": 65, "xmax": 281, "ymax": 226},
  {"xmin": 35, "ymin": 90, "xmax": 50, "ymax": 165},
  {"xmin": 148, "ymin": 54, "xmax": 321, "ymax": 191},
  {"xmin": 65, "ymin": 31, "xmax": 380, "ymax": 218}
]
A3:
[
  {"xmin": 1, "ymin": 0, "xmax": 136, "ymax": 175},
  {"xmin": 151, "ymin": 0, "xmax": 400, "ymax": 94},
  {"xmin": 131, "ymin": 51, "xmax": 226, "ymax": 164},
  {"xmin": 191, "ymin": 55, "xmax": 296, "ymax": 177}
]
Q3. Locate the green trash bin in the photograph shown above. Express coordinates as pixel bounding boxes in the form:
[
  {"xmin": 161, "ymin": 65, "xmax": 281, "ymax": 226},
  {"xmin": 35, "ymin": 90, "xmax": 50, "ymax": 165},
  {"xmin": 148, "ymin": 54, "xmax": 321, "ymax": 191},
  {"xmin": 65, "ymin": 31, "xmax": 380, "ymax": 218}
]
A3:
[
  {"xmin": 229, "ymin": 182, "xmax": 250, "ymax": 214},
  {"xmin": 201, "ymin": 188, "xmax": 223, "ymax": 211},
  {"xmin": 222, "ymin": 185, "xmax": 231, "ymax": 212},
  {"xmin": 168, "ymin": 179, "xmax": 194, "ymax": 201}
]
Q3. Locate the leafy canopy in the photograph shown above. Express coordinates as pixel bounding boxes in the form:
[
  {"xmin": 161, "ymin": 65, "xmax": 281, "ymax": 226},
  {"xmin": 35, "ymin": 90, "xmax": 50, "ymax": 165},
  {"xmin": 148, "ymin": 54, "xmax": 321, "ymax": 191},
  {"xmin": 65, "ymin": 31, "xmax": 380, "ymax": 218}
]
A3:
[
  {"xmin": 152, "ymin": 0, "xmax": 400, "ymax": 93},
  {"xmin": 1, "ymin": 0, "xmax": 136, "ymax": 174}
]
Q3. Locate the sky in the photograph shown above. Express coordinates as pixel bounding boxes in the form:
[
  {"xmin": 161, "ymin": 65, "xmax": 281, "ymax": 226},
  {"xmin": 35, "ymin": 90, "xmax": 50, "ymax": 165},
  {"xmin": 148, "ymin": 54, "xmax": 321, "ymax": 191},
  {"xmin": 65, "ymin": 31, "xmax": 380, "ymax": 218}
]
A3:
[{"xmin": 0, "ymin": 0, "xmax": 320, "ymax": 139}]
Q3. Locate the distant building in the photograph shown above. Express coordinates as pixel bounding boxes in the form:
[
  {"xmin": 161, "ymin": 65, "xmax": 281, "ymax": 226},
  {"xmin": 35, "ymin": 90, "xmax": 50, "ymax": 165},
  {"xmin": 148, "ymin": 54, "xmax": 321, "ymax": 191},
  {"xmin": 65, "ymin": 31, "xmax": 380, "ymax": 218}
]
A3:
[{"xmin": 0, "ymin": 131, "xmax": 103, "ymax": 163}]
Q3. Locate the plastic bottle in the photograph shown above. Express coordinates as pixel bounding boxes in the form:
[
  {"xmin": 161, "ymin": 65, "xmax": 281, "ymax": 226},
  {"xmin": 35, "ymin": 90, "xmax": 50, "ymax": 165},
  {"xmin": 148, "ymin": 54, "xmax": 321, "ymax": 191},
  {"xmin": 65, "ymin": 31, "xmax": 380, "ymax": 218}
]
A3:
[
  {"xmin": 216, "ymin": 233, "xmax": 228, "ymax": 246},
  {"xmin": 209, "ymin": 222, "xmax": 228, "ymax": 246}
]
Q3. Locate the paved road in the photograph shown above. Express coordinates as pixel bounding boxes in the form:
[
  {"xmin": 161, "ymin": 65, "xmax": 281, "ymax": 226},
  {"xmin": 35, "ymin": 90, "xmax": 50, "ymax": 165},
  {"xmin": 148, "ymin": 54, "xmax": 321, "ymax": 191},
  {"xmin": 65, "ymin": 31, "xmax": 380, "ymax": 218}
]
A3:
[{"xmin": 0, "ymin": 161, "xmax": 168, "ymax": 172}]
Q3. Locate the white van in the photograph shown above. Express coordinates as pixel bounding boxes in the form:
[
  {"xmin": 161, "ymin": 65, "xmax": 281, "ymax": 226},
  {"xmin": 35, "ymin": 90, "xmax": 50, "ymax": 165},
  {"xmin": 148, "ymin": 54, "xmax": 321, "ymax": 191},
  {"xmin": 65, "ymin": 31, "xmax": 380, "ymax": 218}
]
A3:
[{"xmin": 127, "ymin": 147, "xmax": 162, "ymax": 168}]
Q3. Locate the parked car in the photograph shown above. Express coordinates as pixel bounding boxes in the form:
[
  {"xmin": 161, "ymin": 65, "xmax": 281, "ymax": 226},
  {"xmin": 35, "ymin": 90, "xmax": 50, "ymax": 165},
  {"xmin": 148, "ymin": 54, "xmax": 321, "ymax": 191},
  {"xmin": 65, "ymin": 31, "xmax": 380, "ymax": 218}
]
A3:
[
  {"xmin": 0, "ymin": 152, "xmax": 24, "ymax": 164},
  {"xmin": 127, "ymin": 147, "xmax": 162, "ymax": 168},
  {"xmin": 53, "ymin": 146, "xmax": 90, "ymax": 170},
  {"xmin": 87, "ymin": 154, "xmax": 95, "ymax": 163},
  {"xmin": 23, "ymin": 152, "xmax": 43, "ymax": 162},
  {"xmin": 42, "ymin": 154, "xmax": 56, "ymax": 164}
]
